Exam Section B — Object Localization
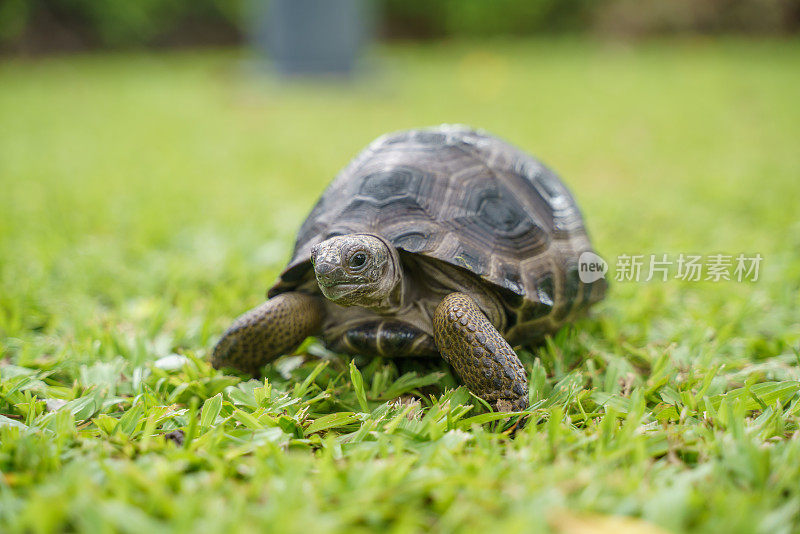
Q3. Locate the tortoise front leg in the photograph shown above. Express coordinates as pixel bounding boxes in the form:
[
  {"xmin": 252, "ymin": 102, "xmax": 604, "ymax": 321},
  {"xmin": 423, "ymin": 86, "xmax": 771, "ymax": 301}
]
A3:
[
  {"xmin": 433, "ymin": 293, "xmax": 528, "ymax": 412},
  {"xmin": 211, "ymin": 292, "xmax": 325, "ymax": 376}
]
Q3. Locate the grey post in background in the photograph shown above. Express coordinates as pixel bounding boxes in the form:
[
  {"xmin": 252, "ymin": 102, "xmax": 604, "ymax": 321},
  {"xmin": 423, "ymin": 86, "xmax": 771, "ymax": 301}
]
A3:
[{"xmin": 249, "ymin": 0, "xmax": 373, "ymax": 76}]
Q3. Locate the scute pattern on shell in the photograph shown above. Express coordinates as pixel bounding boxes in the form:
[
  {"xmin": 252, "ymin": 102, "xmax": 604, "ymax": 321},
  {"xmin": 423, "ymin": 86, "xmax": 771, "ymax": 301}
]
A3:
[{"xmin": 270, "ymin": 125, "xmax": 606, "ymax": 341}]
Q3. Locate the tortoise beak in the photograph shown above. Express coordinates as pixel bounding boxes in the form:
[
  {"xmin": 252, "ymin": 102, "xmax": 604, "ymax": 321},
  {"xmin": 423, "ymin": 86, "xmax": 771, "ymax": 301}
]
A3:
[
  {"xmin": 313, "ymin": 258, "xmax": 349, "ymax": 287},
  {"xmin": 313, "ymin": 260, "xmax": 359, "ymax": 303},
  {"xmin": 318, "ymin": 281, "xmax": 359, "ymax": 303}
]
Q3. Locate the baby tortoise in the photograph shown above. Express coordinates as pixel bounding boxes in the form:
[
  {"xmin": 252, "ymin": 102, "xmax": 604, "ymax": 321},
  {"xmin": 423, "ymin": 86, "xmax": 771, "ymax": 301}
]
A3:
[{"xmin": 212, "ymin": 125, "xmax": 605, "ymax": 411}]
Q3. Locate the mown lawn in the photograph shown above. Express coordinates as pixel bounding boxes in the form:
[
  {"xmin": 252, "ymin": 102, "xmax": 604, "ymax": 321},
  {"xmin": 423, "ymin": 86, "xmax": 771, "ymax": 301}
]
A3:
[{"xmin": 1, "ymin": 38, "xmax": 799, "ymax": 533}]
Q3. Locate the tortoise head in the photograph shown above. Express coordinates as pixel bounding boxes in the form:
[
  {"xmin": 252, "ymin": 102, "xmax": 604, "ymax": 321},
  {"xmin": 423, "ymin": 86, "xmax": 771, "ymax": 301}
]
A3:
[{"xmin": 310, "ymin": 234, "xmax": 403, "ymax": 310}]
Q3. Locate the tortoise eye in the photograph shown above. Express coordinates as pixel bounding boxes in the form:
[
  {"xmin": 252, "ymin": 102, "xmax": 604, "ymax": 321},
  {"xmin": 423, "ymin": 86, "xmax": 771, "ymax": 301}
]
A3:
[{"xmin": 349, "ymin": 252, "xmax": 368, "ymax": 269}]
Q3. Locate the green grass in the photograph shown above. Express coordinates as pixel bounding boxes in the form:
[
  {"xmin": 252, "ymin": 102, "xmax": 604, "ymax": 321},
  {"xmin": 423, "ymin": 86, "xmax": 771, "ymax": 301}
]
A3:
[{"xmin": 1, "ymin": 38, "xmax": 800, "ymax": 533}]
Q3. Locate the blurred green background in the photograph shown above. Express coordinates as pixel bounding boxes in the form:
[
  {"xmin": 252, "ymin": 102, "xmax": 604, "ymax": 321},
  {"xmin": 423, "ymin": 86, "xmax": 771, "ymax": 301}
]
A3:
[{"xmin": 1, "ymin": 0, "xmax": 799, "ymax": 53}]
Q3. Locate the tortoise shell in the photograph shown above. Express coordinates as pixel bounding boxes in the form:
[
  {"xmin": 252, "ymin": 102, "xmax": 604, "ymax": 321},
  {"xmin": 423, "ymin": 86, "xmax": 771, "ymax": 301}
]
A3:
[{"xmin": 269, "ymin": 125, "xmax": 605, "ymax": 344}]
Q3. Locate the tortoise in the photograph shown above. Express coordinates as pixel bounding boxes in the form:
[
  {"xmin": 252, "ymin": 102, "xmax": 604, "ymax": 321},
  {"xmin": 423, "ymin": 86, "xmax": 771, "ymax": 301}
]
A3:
[{"xmin": 211, "ymin": 125, "xmax": 606, "ymax": 411}]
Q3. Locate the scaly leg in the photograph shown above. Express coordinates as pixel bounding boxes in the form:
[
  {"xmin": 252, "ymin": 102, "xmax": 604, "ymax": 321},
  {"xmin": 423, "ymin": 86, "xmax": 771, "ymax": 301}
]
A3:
[
  {"xmin": 433, "ymin": 292, "xmax": 528, "ymax": 411},
  {"xmin": 211, "ymin": 292, "xmax": 325, "ymax": 376}
]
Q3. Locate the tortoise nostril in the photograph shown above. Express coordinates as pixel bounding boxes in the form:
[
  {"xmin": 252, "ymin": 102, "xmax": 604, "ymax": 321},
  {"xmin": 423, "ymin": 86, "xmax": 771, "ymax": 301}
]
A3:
[{"xmin": 315, "ymin": 262, "xmax": 335, "ymax": 276}]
